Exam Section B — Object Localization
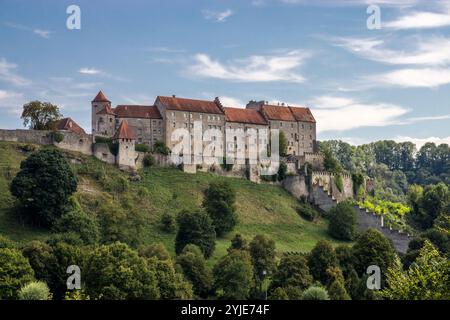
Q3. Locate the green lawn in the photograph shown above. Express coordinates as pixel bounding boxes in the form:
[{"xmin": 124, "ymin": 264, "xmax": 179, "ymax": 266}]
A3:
[{"xmin": 0, "ymin": 141, "xmax": 345, "ymax": 263}]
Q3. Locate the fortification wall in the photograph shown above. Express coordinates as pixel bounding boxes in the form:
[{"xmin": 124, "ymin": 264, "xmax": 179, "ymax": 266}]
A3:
[
  {"xmin": 0, "ymin": 129, "xmax": 52, "ymax": 145},
  {"xmin": 311, "ymin": 171, "xmax": 353, "ymax": 202},
  {"xmin": 93, "ymin": 143, "xmax": 116, "ymax": 164},
  {"xmin": 283, "ymin": 175, "xmax": 309, "ymax": 199},
  {"xmin": 353, "ymin": 206, "xmax": 411, "ymax": 254},
  {"xmin": 54, "ymin": 131, "xmax": 93, "ymax": 155}
]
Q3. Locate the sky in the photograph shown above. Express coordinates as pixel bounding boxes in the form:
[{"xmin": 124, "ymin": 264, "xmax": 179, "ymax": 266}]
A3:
[{"xmin": 0, "ymin": 0, "xmax": 449, "ymax": 148}]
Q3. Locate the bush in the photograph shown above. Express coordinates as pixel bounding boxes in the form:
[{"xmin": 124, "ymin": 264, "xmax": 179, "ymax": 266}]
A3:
[
  {"xmin": 18, "ymin": 281, "xmax": 51, "ymax": 300},
  {"xmin": 10, "ymin": 148, "xmax": 78, "ymax": 227},
  {"xmin": 352, "ymin": 172, "xmax": 364, "ymax": 195},
  {"xmin": 153, "ymin": 140, "xmax": 170, "ymax": 155},
  {"xmin": 143, "ymin": 154, "xmax": 155, "ymax": 167},
  {"xmin": 328, "ymin": 280, "xmax": 351, "ymax": 300},
  {"xmin": 160, "ymin": 213, "xmax": 176, "ymax": 233},
  {"xmin": 175, "ymin": 209, "xmax": 216, "ymax": 258},
  {"xmin": 0, "ymin": 235, "xmax": 16, "ymax": 249},
  {"xmin": 0, "ymin": 248, "xmax": 35, "ymax": 299},
  {"xmin": 202, "ymin": 181, "xmax": 237, "ymax": 237},
  {"xmin": 269, "ymin": 287, "xmax": 288, "ymax": 300},
  {"xmin": 302, "ymin": 286, "xmax": 329, "ymax": 300},
  {"xmin": 334, "ymin": 174, "xmax": 343, "ymax": 193},
  {"xmin": 53, "ymin": 205, "xmax": 100, "ymax": 245},
  {"xmin": 296, "ymin": 203, "xmax": 319, "ymax": 222},
  {"xmin": 328, "ymin": 201, "xmax": 357, "ymax": 241},
  {"xmin": 48, "ymin": 131, "xmax": 64, "ymax": 143},
  {"xmin": 135, "ymin": 144, "xmax": 151, "ymax": 153},
  {"xmin": 277, "ymin": 162, "xmax": 287, "ymax": 181}
]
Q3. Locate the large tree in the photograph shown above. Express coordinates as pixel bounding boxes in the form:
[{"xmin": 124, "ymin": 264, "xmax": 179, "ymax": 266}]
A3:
[
  {"xmin": 307, "ymin": 240, "xmax": 339, "ymax": 285},
  {"xmin": 202, "ymin": 181, "xmax": 237, "ymax": 236},
  {"xmin": 269, "ymin": 254, "xmax": 313, "ymax": 292},
  {"xmin": 328, "ymin": 201, "xmax": 357, "ymax": 241},
  {"xmin": 213, "ymin": 249, "xmax": 255, "ymax": 299},
  {"xmin": 175, "ymin": 209, "xmax": 216, "ymax": 258},
  {"xmin": 21, "ymin": 101, "xmax": 62, "ymax": 130},
  {"xmin": 10, "ymin": 148, "xmax": 78, "ymax": 227},
  {"xmin": 249, "ymin": 235, "xmax": 276, "ymax": 286}
]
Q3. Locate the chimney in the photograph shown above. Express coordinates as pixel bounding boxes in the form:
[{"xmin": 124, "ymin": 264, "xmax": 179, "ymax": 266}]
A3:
[{"xmin": 172, "ymin": 94, "xmax": 176, "ymax": 98}]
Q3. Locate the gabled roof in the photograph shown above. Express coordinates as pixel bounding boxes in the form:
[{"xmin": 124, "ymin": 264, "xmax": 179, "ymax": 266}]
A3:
[
  {"xmin": 92, "ymin": 90, "xmax": 110, "ymax": 103},
  {"xmin": 96, "ymin": 104, "xmax": 115, "ymax": 115},
  {"xmin": 224, "ymin": 107, "xmax": 267, "ymax": 125},
  {"xmin": 289, "ymin": 106, "xmax": 316, "ymax": 123},
  {"xmin": 115, "ymin": 105, "xmax": 162, "ymax": 119},
  {"xmin": 260, "ymin": 105, "xmax": 296, "ymax": 121},
  {"xmin": 156, "ymin": 96, "xmax": 224, "ymax": 114},
  {"xmin": 113, "ymin": 120, "xmax": 135, "ymax": 140},
  {"xmin": 56, "ymin": 117, "xmax": 86, "ymax": 135}
]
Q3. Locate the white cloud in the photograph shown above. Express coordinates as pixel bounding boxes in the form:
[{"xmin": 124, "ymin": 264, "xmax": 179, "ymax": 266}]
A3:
[
  {"xmin": 0, "ymin": 58, "xmax": 30, "ymax": 86},
  {"xmin": 219, "ymin": 96, "xmax": 244, "ymax": 108},
  {"xmin": 385, "ymin": 9, "xmax": 450, "ymax": 29},
  {"xmin": 0, "ymin": 90, "xmax": 24, "ymax": 115},
  {"xmin": 367, "ymin": 68, "xmax": 450, "ymax": 88},
  {"xmin": 188, "ymin": 50, "xmax": 309, "ymax": 83},
  {"xmin": 78, "ymin": 67, "xmax": 102, "ymax": 75},
  {"xmin": 280, "ymin": 0, "xmax": 418, "ymax": 7},
  {"xmin": 308, "ymin": 96, "xmax": 355, "ymax": 109},
  {"xmin": 202, "ymin": 9, "xmax": 234, "ymax": 22},
  {"xmin": 5, "ymin": 22, "xmax": 52, "ymax": 39},
  {"xmin": 336, "ymin": 37, "xmax": 450, "ymax": 66},
  {"xmin": 394, "ymin": 136, "xmax": 450, "ymax": 149}
]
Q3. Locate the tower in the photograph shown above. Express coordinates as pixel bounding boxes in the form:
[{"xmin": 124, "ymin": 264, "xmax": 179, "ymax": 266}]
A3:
[
  {"xmin": 91, "ymin": 90, "xmax": 113, "ymax": 136},
  {"xmin": 113, "ymin": 120, "xmax": 136, "ymax": 168}
]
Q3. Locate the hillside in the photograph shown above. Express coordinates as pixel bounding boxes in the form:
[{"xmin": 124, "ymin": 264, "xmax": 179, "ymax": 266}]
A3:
[{"xmin": 0, "ymin": 141, "xmax": 343, "ymax": 263}]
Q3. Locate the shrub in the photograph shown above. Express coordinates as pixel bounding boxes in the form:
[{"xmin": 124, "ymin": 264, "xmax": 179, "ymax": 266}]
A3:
[
  {"xmin": 296, "ymin": 203, "xmax": 319, "ymax": 222},
  {"xmin": 47, "ymin": 131, "xmax": 64, "ymax": 143},
  {"xmin": 328, "ymin": 201, "xmax": 357, "ymax": 241},
  {"xmin": 160, "ymin": 213, "xmax": 176, "ymax": 233},
  {"xmin": 0, "ymin": 235, "xmax": 16, "ymax": 249},
  {"xmin": 352, "ymin": 172, "xmax": 364, "ymax": 195},
  {"xmin": 302, "ymin": 286, "xmax": 329, "ymax": 300},
  {"xmin": 139, "ymin": 242, "xmax": 171, "ymax": 261},
  {"xmin": 334, "ymin": 174, "xmax": 343, "ymax": 193},
  {"xmin": 0, "ymin": 248, "xmax": 35, "ymax": 299},
  {"xmin": 143, "ymin": 154, "xmax": 155, "ymax": 167},
  {"xmin": 153, "ymin": 140, "xmax": 170, "ymax": 155},
  {"xmin": 135, "ymin": 143, "xmax": 151, "ymax": 153},
  {"xmin": 269, "ymin": 287, "xmax": 288, "ymax": 300},
  {"xmin": 277, "ymin": 162, "xmax": 287, "ymax": 181},
  {"xmin": 18, "ymin": 281, "xmax": 51, "ymax": 300},
  {"xmin": 328, "ymin": 280, "xmax": 351, "ymax": 300}
]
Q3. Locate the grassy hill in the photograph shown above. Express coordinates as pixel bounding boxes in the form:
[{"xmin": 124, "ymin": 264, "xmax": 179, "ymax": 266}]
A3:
[{"xmin": 0, "ymin": 141, "xmax": 343, "ymax": 263}]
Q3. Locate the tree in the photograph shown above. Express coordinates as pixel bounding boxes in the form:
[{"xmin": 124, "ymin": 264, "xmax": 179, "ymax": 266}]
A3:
[
  {"xmin": 352, "ymin": 229, "xmax": 396, "ymax": 277},
  {"xmin": 10, "ymin": 149, "xmax": 78, "ymax": 227},
  {"xmin": 322, "ymin": 147, "xmax": 342, "ymax": 173},
  {"xmin": 379, "ymin": 241, "xmax": 450, "ymax": 300},
  {"xmin": 153, "ymin": 140, "xmax": 170, "ymax": 155},
  {"xmin": 269, "ymin": 287, "xmax": 288, "ymax": 300},
  {"xmin": 21, "ymin": 101, "xmax": 62, "ymax": 130},
  {"xmin": 301, "ymin": 286, "xmax": 329, "ymax": 300},
  {"xmin": 307, "ymin": 240, "xmax": 338, "ymax": 285},
  {"xmin": 213, "ymin": 250, "xmax": 254, "ymax": 299},
  {"xmin": 160, "ymin": 212, "xmax": 176, "ymax": 233},
  {"xmin": 202, "ymin": 181, "xmax": 237, "ymax": 236},
  {"xmin": 279, "ymin": 131, "xmax": 288, "ymax": 156},
  {"xmin": 176, "ymin": 245, "xmax": 213, "ymax": 298},
  {"xmin": 175, "ymin": 209, "xmax": 216, "ymax": 258},
  {"xmin": 335, "ymin": 245, "xmax": 357, "ymax": 278},
  {"xmin": 0, "ymin": 248, "xmax": 35, "ymax": 299},
  {"xmin": 228, "ymin": 234, "xmax": 248, "ymax": 252},
  {"xmin": 18, "ymin": 281, "xmax": 51, "ymax": 300},
  {"xmin": 328, "ymin": 201, "xmax": 357, "ymax": 241},
  {"xmin": 328, "ymin": 280, "xmax": 351, "ymax": 300},
  {"xmin": 53, "ymin": 198, "xmax": 100, "ymax": 245},
  {"xmin": 84, "ymin": 242, "xmax": 160, "ymax": 300},
  {"xmin": 139, "ymin": 242, "xmax": 171, "ymax": 261},
  {"xmin": 269, "ymin": 254, "xmax": 313, "ymax": 292},
  {"xmin": 249, "ymin": 235, "xmax": 276, "ymax": 286}
]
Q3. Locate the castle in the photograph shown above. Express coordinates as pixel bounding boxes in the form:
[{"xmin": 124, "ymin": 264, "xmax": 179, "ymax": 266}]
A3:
[{"xmin": 90, "ymin": 90, "xmax": 317, "ymax": 160}]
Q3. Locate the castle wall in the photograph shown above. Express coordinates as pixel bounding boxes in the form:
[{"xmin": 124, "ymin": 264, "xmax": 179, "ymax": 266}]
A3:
[
  {"xmin": 311, "ymin": 171, "xmax": 353, "ymax": 202},
  {"xmin": 116, "ymin": 139, "xmax": 137, "ymax": 168},
  {"xmin": 283, "ymin": 175, "xmax": 309, "ymax": 199},
  {"xmin": 93, "ymin": 143, "xmax": 116, "ymax": 164},
  {"xmin": 54, "ymin": 131, "xmax": 93, "ymax": 155},
  {"xmin": 0, "ymin": 129, "xmax": 52, "ymax": 145}
]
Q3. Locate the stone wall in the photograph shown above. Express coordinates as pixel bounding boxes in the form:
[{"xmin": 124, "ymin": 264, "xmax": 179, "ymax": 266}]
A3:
[
  {"xmin": 311, "ymin": 171, "xmax": 353, "ymax": 202},
  {"xmin": 283, "ymin": 175, "xmax": 309, "ymax": 199},
  {"xmin": 0, "ymin": 129, "xmax": 52, "ymax": 145},
  {"xmin": 93, "ymin": 143, "xmax": 116, "ymax": 165},
  {"xmin": 54, "ymin": 131, "xmax": 93, "ymax": 155},
  {"xmin": 353, "ymin": 205, "xmax": 411, "ymax": 254}
]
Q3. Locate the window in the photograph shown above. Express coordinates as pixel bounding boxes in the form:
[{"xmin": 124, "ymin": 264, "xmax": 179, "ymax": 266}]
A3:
[
  {"xmin": 302, "ymin": 124, "xmax": 304, "ymax": 129},
  {"xmin": 109, "ymin": 118, "xmax": 112, "ymax": 123},
  {"xmin": 184, "ymin": 123, "xmax": 188, "ymax": 128},
  {"xmin": 291, "ymin": 123, "xmax": 294, "ymax": 128},
  {"xmin": 280, "ymin": 122, "xmax": 283, "ymax": 127},
  {"xmin": 171, "ymin": 112, "xmax": 175, "ymax": 117}
]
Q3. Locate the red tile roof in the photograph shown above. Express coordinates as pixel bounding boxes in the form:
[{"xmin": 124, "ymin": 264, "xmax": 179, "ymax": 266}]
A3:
[
  {"xmin": 224, "ymin": 107, "xmax": 267, "ymax": 125},
  {"xmin": 261, "ymin": 105, "xmax": 296, "ymax": 121},
  {"xmin": 156, "ymin": 96, "xmax": 224, "ymax": 114},
  {"xmin": 92, "ymin": 90, "xmax": 110, "ymax": 103},
  {"xmin": 56, "ymin": 117, "xmax": 86, "ymax": 135},
  {"xmin": 115, "ymin": 105, "xmax": 162, "ymax": 119},
  {"xmin": 113, "ymin": 120, "xmax": 135, "ymax": 140},
  {"xmin": 96, "ymin": 104, "xmax": 115, "ymax": 115},
  {"xmin": 288, "ymin": 106, "xmax": 316, "ymax": 123}
]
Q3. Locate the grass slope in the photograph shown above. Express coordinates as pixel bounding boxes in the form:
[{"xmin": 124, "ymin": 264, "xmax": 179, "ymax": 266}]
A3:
[{"xmin": 0, "ymin": 141, "xmax": 343, "ymax": 263}]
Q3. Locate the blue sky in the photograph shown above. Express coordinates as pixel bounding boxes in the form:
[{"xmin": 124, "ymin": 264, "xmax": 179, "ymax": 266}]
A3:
[{"xmin": 0, "ymin": 0, "xmax": 449, "ymax": 148}]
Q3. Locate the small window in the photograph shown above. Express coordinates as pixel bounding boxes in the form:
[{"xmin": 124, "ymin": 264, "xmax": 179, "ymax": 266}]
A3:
[
  {"xmin": 109, "ymin": 118, "xmax": 112, "ymax": 123},
  {"xmin": 173, "ymin": 122, "xmax": 176, "ymax": 128}
]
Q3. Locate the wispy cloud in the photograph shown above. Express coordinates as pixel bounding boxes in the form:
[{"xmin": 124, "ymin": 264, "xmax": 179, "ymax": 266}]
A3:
[
  {"xmin": 5, "ymin": 22, "xmax": 53, "ymax": 39},
  {"xmin": 0, "ymin": 90, "xmax": 25, "ymax": 115},
  {"xmin": 202, "ymin": 9, "xmax": 234, "ymax": 22},
  {"xmin": 385, "ymin": 3, "xmax": 450, "ymax": 29},
  {"xmin": 394, "ymin": 136, "xmax": 450, "ymax": 148},
  {"xmin": 0, "ymin": 58, "xmax": 30, "ymax": 86},
  {"xmin": 219, "ymin": 96, "xmax": 244, "ymax": 108},
  {"xmin": 335, "ymin": 36, "xmax": 450, "ymax": 66},
  {"xmin": 188, "ymin": 50, "xmax": 310, "ymax": 83},
  {"xmin": 78, "ymin": 67, "xmax": 102, "ymax": 75},
  {"xmin": 367, "ymin": 68, "xmax": 450, "ymax": 88},
  {"xmin": 147, "ymin": 47, "xmax": 186, "ymax": 53}
]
